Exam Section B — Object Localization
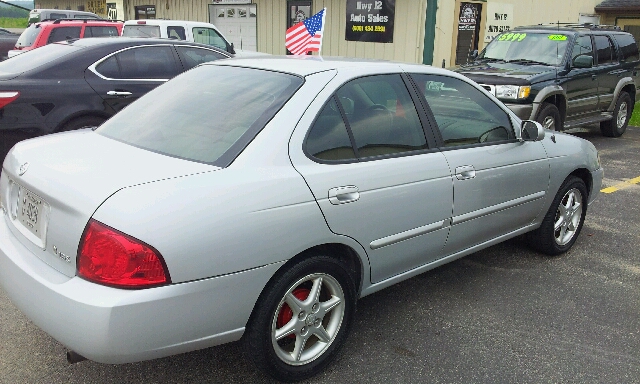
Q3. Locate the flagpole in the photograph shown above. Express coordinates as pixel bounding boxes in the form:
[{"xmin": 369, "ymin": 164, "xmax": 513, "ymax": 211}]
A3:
[{"xmin": 318, "ymin": 7, "xmax": 327, "ymax": 56}]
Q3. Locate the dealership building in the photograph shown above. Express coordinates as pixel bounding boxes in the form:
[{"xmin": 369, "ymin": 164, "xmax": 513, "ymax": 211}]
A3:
[{"xmin": 36, "ymin": 0, "xmax": 640, "ymax": 66}]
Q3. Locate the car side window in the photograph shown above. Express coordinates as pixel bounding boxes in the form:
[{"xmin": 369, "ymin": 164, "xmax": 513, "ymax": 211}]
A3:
[
  {"xmin": 85, "ymin": 26, "xmax": 119, "ymax": 37},
  {"xmin": 168, "ymin": 26, "xmax": 186, "ymax": 40},
  {"xmin": 175, "ymin": 46, "xmax": 226, "ymax": 71},
  {"xmin": 95, "ymin": 55, "xmax": 120, "ymax": 78},
  {"xmin": 412, "ymin": 74, "xmax": 514, "ymax": 147},
  {"xmin": 47, "ymin": 26, "xmax": 81, "ymax": 44},
  {"xmin": 594, "ymin": 35, "xmax": 617, "ymax": 65},
  {"xmin": 116, "ymin": 46, "xmax": 179, "ymax": 80},
  {"xmin": 193, "ymin": 27, "xmax": 227, "ymax": 51},
  {"xmin": 571, "ymin": 35, "xmax": 594, "ymax": 65},
  {"xmin": 305, "ymin": 98, "xmax": 357, "ymax": 161},
  {"xmin": 612, "ymin": 34, "xmax": 640, "ymax": 62}
]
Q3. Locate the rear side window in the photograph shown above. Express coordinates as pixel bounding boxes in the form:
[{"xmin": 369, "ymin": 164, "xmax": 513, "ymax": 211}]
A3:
[
  {"xmin": 85, "ymin": 26, "xmax": 119, "ymax": 37},
  {"xmin": 95, "ymin": 55, "xmax": 120, "ymax": 78},
  {"xmin": 306, "ymin": 98, "xmax": 357, "ymax": 161},
  {"xmin": 193, "ymin": 27, "xmax": 227, "ymax": 51},
  {"xmin": 15, "ymin": 24, "xmax": 40, "ymax": 47},
  {"xmin": 594, "ymin": 35, "xmax": 616, "ymax": 65},
  {"xmin": 571, "ymin": 35, "xmax": 593, "ymax": 65},
  {"xmin": 613, "ymin": 33, "xmax": 640, "ymax": 62},
  {"xmin": 412, "ymin": 74, "xmax": 514, "ymax": 147},
  {"xmin": 175, "ymin": 46, "xmax": 226, "ymax": 71},
  {"xmin": 97, "ymin": 66, "xmax": 303, "ymax": 166},
  {"xmin": 168, "ymin": 26, "xmax": 186, "ymax": 40},
  {"xmin": 47, "ymin": 26, "xmax": 81, "ymax": 44},
  {"xmin": 49, "ymin": 13, "xmax": 67, "ymax": 20},
  {"xmin": 116, "ymin": 46, "xmax": 179, "ymax": 79},
  {"xmin": 122, "ymin": 25, "xmax": 161, "ymax": 38}
]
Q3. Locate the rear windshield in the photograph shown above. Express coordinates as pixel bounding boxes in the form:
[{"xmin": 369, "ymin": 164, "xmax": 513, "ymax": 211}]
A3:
[
  {"xmin": 97, "ymin": 66, "xmax": 304, "ymax": 166},
  {"xmin": 15, "ymin": 24, "xmax": 41, "ymax": 48},
  {"xmin": 122, "ymin": 25, "xmax": 161, "ymax": 38},
  {"xmin": 0, "ymin": 43, "xmax": 80, "ymax": 76}
]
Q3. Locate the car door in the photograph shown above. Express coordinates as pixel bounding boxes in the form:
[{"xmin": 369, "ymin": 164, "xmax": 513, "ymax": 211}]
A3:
[
  {"xmin": 593, "ymin": 34, "xmax": 622, "ymax": 110},
  {"xmin": 410, "ymin": 73, "xmax": 549, "ymax": 256},
  {"xmin": 289, "ymin": 72, "xmax": 453, "ymax": 284},
  {"xmin": 563, "ymin": 34, "xmax": 600, "ymax": 118},
  {"xmin": 85, "ymin": 45, "xmax": 182, "ymax": 112}
]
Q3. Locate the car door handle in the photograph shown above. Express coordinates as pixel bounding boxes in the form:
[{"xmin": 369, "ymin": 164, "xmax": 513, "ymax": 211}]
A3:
[
  {"xmin": 106, "ymin": 91, "xmax": 132, "ymax": 97},
  {"xmin": 591, "ymin": 74, "xmax": 597, "ymax": 81},
  {"xmin": 455, "ymin": 165, "xmax": 476, "ymax": 180},
  {"xmin": 328, "ymin": 186, "xmax": 360, "ymax": 205}
]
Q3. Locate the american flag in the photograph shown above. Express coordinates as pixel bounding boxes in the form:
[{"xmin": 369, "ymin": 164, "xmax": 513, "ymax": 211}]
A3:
[{"xmin": 285, "ymin": 8, "xmax": 326, "ymax": 56}]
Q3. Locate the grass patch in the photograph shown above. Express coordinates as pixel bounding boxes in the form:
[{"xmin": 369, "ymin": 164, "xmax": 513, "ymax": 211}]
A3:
[
  {"xmin": 630, "ymin": 102, "xmax": 640, "ymax": 127},
  {"xmin": 0, "ymin": 17, "xmax": 28, "ymax": 29}
]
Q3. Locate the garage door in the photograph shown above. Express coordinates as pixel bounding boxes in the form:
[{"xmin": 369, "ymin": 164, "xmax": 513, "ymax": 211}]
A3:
[{"xmin": 209, "ymin": 4, "xmax": 257, "ymax": 52}]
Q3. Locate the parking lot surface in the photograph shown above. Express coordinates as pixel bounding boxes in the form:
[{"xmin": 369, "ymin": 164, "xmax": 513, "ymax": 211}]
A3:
[{"xmin": 1, "ymin": 126, "xmax": 639, "ymax": 383}]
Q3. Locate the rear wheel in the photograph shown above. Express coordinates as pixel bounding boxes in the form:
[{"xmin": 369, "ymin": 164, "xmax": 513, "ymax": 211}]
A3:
[
  {"xmin": 535, "ymin": 102, "xmax": 562, "ymax": 131},
  {"xmin": 601, "ymin": 91, "xmax": 631, "ymax": 137},
  {"xmin": 243, "ymin": 256, "xmax": 356, "ymax": 382},
  {"xmin": 58, "ymin": 116, "xmax": 105, "ymax": 132}
]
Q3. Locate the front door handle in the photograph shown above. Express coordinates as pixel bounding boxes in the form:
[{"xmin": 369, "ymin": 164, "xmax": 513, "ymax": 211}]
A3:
[
  {"xmin": 107, "ymin": 91, "xmax": 133, "ymax": 97},
  {"xmin": 328, "ymin": 186, "xmax": 360, "ymax": 205},
  {"xmin": 455, "ymin": 165, "xmax": 476, "ymax": 180}
]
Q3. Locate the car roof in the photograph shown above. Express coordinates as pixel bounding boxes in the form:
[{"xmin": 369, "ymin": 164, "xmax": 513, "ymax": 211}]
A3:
[
  {"xmin": 57, "ymin": 36, "xmax": 231, "ymax": 54},
  {"xmin": 35, "ymin": 20, "xmax": 121, "ymax": 27},
  {"xmin": 123, "ymin": 19, "xmax": 217, "ymax": 27},
  {"xmin": 512, "ymin": 24, "xmax": 627, "ymax": 35}
]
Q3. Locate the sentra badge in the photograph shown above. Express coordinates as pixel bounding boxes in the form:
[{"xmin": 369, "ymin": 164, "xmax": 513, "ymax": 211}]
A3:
[{"xmin": 18, "ymin": 162, "xmax": 29, "ymax": 176}]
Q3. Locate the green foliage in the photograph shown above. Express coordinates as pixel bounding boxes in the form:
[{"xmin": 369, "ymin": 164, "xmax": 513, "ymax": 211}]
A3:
[
  {"xmin": 0, "ymin": 17, "xmax": 27, "ymax": 28},
  {"xmin": 0, "ymin": 7, "xmax": 28, "ymax": 19},
  {"xmin": 630, "ymin": 102, "xmax": 640, "ymax": 127}
]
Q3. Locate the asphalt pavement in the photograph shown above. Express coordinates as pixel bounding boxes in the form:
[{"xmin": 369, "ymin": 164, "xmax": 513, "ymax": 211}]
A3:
[{"xmin": 1, "ymin": 126, "xmax": 639, "ymax": 383}]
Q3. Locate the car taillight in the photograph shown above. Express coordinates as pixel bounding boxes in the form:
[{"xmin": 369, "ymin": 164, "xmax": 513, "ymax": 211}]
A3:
[
  {"xmin": 78, "ymin": 219, "xmax": 170, "ymax": 288},
  {"xmin": 0, "ymin": 92, "xmax": 19, "ymax": 109},
  {"xmin": 137, "ymin": 20, "xmax": 146, "ymax": 24}
]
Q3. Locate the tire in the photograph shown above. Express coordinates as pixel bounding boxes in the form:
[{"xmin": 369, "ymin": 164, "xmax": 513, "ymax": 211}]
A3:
[
  {"xmin": 527, "ymin": 176, "xmax": 588, "ymax": 256},
  {"xmin": 58, "ymin": 116, "xmax": 105, "ymax": 132},
  {"xmin": 535, "ymin": 102, "xmax": 562, "ymax": 131},
  {"xmin": 600, "ymin": 91, "xmax": 632, "ymax": 137},
  {"xmin": 243, "ymin": 256, "xmax": 357, "ymax": 382}
]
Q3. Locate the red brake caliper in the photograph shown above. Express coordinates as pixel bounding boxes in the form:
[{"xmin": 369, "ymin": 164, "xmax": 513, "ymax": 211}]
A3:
[{"xmin": 277, "ymin": 287, "xmax": 310, "ymax": 339}]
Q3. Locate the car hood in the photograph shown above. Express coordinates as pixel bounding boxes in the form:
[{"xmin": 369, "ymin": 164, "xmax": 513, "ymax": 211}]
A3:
[
  {"xmin": 1, "ymin": 129, "xmax": 218, "ymax": 277},
  {"xmin": 455, "ymin": 61, "xmax": 558, "ymax": 85}
]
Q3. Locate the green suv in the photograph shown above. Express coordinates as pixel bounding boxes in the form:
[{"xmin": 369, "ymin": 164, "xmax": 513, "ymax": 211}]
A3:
[{"xmin": 455, "ymin": 24, "xmax": 640, "ymax": 137}]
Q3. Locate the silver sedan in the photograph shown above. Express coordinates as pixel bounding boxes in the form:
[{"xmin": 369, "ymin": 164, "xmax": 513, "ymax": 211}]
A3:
[{"xmin": 0, "ymin": 57, "xmax": 603, "ymax": 381}]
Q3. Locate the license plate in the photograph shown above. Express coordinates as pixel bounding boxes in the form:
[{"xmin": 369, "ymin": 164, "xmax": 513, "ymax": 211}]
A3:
[{"xmin": 15, "ymin": 184, "xmax": 49, "ymax": 247}]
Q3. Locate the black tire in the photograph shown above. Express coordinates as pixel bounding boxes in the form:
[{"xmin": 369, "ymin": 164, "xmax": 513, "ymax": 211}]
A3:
[
  {"xmin": 535, "ymin": 102, "xmax": 562, "ymax": 131},
  {"xmin": 243, "ymin": 256, "xmax": 357, "ymax": 382},
  {"xmin": 527, "ymin": 176, "xmax": 588, "ymax": 256},
  {"xmin": 600, "ymin": 91, "xmax": 632, "ymax": 137},
  {"xmin": 58, "ymin": 116, "xmax": 105, "ymax": 132}
]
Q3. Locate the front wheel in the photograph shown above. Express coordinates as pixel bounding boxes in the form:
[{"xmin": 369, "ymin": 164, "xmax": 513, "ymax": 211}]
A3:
[
  {"xmin": 243, "ymin": 256, "xmax": 356, "ymax": 382},
  {"xmin": 601, "ymin": 91, "xmax": 632, "ymax": 137},
  {"xmin": 527, "ymin": 176, "xmax": 588, "ymax": 255},
  {"xmin": 536, "ymin": 102, "xmax": 562, "ymax": 131}
]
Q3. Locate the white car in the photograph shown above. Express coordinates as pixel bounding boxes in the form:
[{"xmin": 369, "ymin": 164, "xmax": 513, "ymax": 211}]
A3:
[{"xmin": 0, "ymin": 57, "xmax": 603, "ymax": 381}]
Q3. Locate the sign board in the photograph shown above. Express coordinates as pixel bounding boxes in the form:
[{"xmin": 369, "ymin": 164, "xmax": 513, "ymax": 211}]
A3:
[
  {"xmin": 345, "ymin": 0, "xmax": 395, "ymax": 43},
  {"xmin": 212, "ymin": 0, "xmax": 252, "ymax": 4},
  {"xmin": 484, "ymin": 3, "xmax": 513, "ymax": 43},
  {"xmin": 87, "ymin": 0, "xmax": 107, "ymax": 16}
]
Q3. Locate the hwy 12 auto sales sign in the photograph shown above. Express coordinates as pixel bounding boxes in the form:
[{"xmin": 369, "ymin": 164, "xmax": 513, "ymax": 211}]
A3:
[{"xmin": 345, "ymin": 0, "xmax": 395, "ymax": 43}]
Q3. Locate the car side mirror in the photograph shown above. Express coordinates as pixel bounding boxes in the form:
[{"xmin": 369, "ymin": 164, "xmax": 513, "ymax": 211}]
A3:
[
  {"xmin": 468, "ymin": 49, "xmax": 478, "ymax": 62},
  {"xmin": 573, "ymin": 54, "xmax": 593, "ymax": 68},
  {"xmin": 520, "ymin": 120, "xmax": 545, "ymax": 142}
]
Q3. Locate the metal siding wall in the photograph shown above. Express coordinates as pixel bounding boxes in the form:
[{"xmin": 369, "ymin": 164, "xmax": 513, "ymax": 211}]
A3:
[
  {"xmin": 37, "ymin": 0, "xmax": 90, "ymax": 12},
  {"xmin": 125, "ymin": 0, "xmax": 209, "ymax": 22}
]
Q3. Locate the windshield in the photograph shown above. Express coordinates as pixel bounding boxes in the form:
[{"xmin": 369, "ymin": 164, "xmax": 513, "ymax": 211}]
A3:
[
  {"xmin": 479, "ymin": 32, "xmax": 570, "ymax": 66},
  {"xmin": 15, "ymin": 24, "xmax": 40, "ymax": 48},
  {"xmin": 122, "ymin": 25, "xmax": 161, "ymax": 38},
  {"xmin": 97, "ymin": 66, "xmax": 304, "ymax": 166}
]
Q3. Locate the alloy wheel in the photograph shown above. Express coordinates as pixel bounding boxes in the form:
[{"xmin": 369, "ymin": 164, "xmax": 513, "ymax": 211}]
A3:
[
  {"xmin": 617, "ymin": 101, "xmax": 628, "ymax": 129},
  {"xmin": 553, "ymin": 188, "xmax": 583, "ymax": 246}
]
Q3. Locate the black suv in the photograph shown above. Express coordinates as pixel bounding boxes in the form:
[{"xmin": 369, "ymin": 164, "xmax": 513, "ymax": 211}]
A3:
[{"xmin": 455, "ymin": 24, "xmax": 640, "ymax": 137}]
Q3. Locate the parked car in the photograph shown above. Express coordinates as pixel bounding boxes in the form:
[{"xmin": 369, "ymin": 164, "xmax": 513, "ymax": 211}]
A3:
[
  {"xmin": 122, "ymin": 19, "xmax": 236, "ymax": 55},
  {"xmin": 28, "ymin": 8, "xmax": 102, "ymax": 25},
  {"xmin": 0, "ymin": 57, "xmax": 603, "ymax": 381},
  {"xmin": 0, "ymin": 37, "xmax": 230, "ymax": 163},
  {"xmin": 455, "ymin": 24, "xmax": 640, "ymax": 137},
  {"xmin": 8, "ymin": 19, "xmax": 123, "ymax": 58},
  {"xmin": 0, "ymin": 28, "xmax": 19, "ymax": 61}
]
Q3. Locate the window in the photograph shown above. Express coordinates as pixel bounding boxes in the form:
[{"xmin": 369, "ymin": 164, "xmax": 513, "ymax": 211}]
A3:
[
  {"xmin": 412, "ymin": 74, "xmax": 513, "ymax": 147},
  {"xmin": 168, "ymin": 26, "xmax": 186, "ymax": 40},
  {"xmin": 95, "ymin": 55, "xmax": 120, "ymax": 78},
  {"xmin": 116, "ymin": 46, "xmax": 178, "ymax": 79},
  {"xmin": 594, "ymin": 35, "xmax": 616, "ymax": 65},
  {"xmin": 47, "ymin": 27, "xmax": 81, "ymax": 44},
  {"xmin": 335, "ymin": 75, "xmax": 427, "ymax": 158},
  {"xmin": 176, "ymin": 46, "xmax": 226, "ymax": 71},
  {"xmin": 122, "ymin": 25, "xmax": 161, "ymax": 38},
  {"xmin": 193, "ymin": 27, "xmax": 227, "ymax": 51},
  {"xmin": 306, "ymin": 98, "xmax": 357, "ymax": 161},
  {"xmin": 613, "ymin": 33, "xmax": 639, "ymax": 62},
  {"xmin": 49, "ymin": 13, "xmax": 67, "ymax": 20},
  {"xmin": 571, "ymin": 35, "xmax": 593, "ymax": 65},
  {"xmin": 85, "ymin": 26, "xmax": 119, "ymax": 37}
]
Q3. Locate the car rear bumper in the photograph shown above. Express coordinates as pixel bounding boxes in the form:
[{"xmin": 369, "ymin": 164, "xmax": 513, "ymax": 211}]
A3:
[{"xmin": 0, "ymin": 212, "xmax": 282, "ymax": 364}]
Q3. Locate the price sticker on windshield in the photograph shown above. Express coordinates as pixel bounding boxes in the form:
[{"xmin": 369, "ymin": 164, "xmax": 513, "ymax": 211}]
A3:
[
  {"xmin": 548, "ymin": 34, "xmax": 567, "ymax": 41},
  {"xmin": 497, "ymin": 33, "xmax": 527, "ymax": 42}
]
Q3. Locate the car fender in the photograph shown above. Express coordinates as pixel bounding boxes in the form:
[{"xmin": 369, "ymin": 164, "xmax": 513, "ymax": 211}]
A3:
[
  {"xmin": 608, "ymin": 77, "xmax": 636, "ymax": 111},
  {"xmin": 532, "ymin": 84, "xmax": 567, "ymax": 120}
]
